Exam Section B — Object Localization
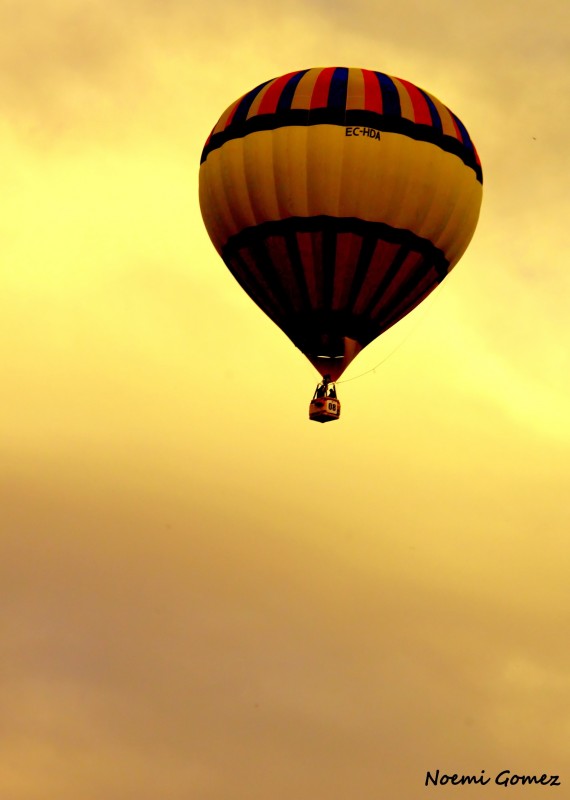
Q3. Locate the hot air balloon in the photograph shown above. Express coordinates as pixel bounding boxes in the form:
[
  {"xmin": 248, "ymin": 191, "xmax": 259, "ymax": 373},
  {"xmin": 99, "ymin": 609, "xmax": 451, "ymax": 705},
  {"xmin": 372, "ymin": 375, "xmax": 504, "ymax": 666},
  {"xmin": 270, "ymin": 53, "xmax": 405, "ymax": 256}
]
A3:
[{"xmin": 199, "ymin": 67, "xmax": 482, "ymax": 422}]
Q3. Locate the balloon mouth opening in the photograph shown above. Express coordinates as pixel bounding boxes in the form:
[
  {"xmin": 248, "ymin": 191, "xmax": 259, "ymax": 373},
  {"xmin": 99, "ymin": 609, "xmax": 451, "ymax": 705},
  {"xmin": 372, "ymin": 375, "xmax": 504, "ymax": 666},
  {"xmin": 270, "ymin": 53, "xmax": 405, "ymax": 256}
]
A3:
[
  {"xmin": 298, "ymin": 330, "xmax": 347, "ymax": 359},
  {"xmin": 305, "ymin": 336, "xmax": 363, "ymax": 380}
]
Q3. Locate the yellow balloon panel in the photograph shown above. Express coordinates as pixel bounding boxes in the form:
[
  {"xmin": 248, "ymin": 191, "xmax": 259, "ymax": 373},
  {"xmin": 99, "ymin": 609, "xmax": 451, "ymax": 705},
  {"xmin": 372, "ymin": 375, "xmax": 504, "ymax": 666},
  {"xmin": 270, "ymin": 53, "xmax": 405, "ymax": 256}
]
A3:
[{"xmin": 199, "ymin": 125, "xmax": 482, "ymax": 266}]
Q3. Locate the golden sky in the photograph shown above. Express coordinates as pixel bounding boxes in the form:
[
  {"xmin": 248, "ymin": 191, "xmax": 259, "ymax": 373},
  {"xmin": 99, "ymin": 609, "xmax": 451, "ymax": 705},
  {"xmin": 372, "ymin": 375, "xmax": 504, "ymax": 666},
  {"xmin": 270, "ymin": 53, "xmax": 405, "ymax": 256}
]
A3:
[{"xmin": 1, "ymin": 1, "xmax": 569, "ymax": 797}]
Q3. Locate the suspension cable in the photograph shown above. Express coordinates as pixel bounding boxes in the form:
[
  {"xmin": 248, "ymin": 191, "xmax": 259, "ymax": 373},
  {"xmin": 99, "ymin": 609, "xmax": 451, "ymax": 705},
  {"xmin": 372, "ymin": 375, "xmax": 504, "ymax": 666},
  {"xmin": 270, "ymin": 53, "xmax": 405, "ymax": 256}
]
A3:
[{"xmin": 336, "ymin": 282, "xmax": 447, "ymax": 384}]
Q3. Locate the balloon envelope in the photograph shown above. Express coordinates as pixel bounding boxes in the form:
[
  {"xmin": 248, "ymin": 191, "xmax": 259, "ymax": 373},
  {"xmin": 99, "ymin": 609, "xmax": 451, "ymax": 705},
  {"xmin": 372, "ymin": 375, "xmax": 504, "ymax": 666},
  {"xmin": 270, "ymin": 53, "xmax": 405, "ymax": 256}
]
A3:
[{"xmin": 199, "ymin": 67, "xmax": 483, "ymax": 380}]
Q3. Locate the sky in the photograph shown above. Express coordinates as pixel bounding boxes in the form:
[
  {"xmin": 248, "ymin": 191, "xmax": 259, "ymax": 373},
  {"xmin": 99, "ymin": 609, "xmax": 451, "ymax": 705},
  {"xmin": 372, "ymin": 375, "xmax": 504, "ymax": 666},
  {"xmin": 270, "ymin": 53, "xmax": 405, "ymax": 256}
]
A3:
[{"xmin": 1, "ymin": 0, "xmax": 569, "ymax": 797}]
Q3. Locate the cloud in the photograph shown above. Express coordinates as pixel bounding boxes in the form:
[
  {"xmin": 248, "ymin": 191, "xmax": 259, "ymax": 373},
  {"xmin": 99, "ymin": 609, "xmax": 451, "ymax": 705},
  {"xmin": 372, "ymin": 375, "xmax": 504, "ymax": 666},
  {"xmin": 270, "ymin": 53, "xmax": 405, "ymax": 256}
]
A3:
[
  {"xmin": 2, "ymin": 443, "xmax": 568, "ymax": 798},
  {"xmin": 0, "ymin": 445, "xmax": 557, "ymax": 797}
]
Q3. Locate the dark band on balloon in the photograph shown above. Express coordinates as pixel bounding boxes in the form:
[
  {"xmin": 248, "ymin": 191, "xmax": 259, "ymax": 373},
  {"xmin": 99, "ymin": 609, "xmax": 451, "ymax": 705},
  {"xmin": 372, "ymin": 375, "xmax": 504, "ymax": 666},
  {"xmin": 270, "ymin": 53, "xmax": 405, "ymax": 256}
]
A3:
[
  {"xmin": 221, "ymin": 216, "xmax": 449, "ymax": 353},
  {"xmin": 223, "ymin": 216, "xmax": 448, "ymax": 274},
  {"xmin": 201, "ymin": 110, "xmax": 482, "ymax": 182}
]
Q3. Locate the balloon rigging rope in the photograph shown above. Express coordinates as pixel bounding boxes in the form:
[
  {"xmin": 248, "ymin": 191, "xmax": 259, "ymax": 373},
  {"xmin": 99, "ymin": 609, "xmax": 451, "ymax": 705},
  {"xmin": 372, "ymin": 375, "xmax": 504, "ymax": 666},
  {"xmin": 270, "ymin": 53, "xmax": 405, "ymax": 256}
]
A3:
[{"xmin": 336, "ymin": 280, "xmax": 447, "ymax": 384}]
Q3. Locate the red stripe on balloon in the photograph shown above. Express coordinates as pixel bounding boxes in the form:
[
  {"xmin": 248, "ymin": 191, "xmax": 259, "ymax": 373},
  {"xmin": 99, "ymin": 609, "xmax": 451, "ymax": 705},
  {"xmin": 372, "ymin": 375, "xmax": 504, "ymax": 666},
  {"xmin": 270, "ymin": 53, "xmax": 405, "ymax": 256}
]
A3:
[
  {"xmin": 310, "ymin": 67, "xmax": 336, "ymax": 108},
  {"xmin": 398, "ymin": 79, "xmax": 433, "ymax": 126},
  {"xmin": 224, "ymin": 99, "xmax": 241, "ymax": 129},
  {"xmin": 257, "ymin": 73, "xmax": 298, "ymax": 115},
  {"xmin": 362, "ymin": 69, "xmax": 383, "ymax": 113}
]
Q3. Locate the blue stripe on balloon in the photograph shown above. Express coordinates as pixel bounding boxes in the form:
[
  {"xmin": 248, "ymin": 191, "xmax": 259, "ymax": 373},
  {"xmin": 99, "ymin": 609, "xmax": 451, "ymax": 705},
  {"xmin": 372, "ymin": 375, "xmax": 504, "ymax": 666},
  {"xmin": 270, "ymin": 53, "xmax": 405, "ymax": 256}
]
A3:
[
  {"xmin": 374, "ymin": 72, "xmax": 401, "ymax": 117},
  {"xmin": 328, "ymin": 67, "xmax": 349, "ymax": 110},
  {"xmin": 232, "ymin": 81, "xmax": 271, "ymax": 124},
  {"xmin": 450, "ymin": 111, "xmax": 474, "ymax": 151},
  {"xmin": 420, "ymin": 90, "xmax": 443, "ymax": 132},
  {"xmin": 277, "ymin": 70, "xmax": 309, "ymax": 111}
]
